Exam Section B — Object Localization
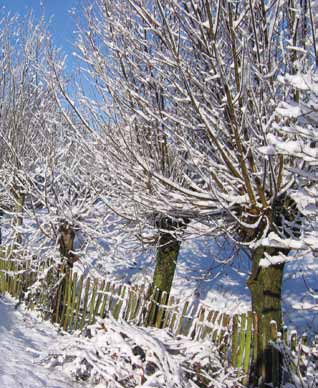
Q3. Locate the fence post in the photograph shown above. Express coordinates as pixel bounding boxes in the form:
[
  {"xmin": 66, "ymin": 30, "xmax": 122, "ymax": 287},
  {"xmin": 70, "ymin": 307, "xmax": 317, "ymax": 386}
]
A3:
[
  {"xmin": 270, "ymin": 320, "xmax": 280, "ymax": 387},
  {"xmin": 100, "ymin": 281, "xmax": 111, "ymax": 319},
  {"xmin": 146, "ymin": 287, "xmax": 160, "ymax": 326},
  {"xmin": 74, "ymin": 275, "xmax": 83, "ymax": 330},
  {"xmin": 169, "ymin": 297, "xmax": 179, "ymax": 332},
  {"xmin": 237, "ymin": 313, "xmax": 246, "ymax": 369},
  {"xmin": 113, "ymin": 285, "xmax": 126, "ymax": 320},
  {"xmin": 94, "ymin": 279, "xmax": 105, "ymax": 319},
  {"xmin": 175, "ymin": 301, "xmax": 189, "ymax": 336},
  {"xmin": 155, "ymin": 291, "xmax": 168, "ymax": 329},
  {"xmin": 194, "ymin": 307, "xmax": 205, "ymax": 341},
  {"xmin": 0, "ymin": 258, "xmax": 4, "ymax": 293},
  {"xmin": 68, "ymin": 272, "xmax": 78, "ymax": 331},
  {"xmin": 162, "ymin": 295, "xmax": 174, "ymax": 329},
  {"xmin": 123, "ymin": 285, "xmax": 133, "ymax": 321},
  {"xmin": 80, "ymin": 277, "xmax": 91, "ymax": 331},
  {"xmin": 242, "ymin": 312, "xmax": 253, "ymax": 385},
  {"xmin": 63, "ymin": 271, "xmax": 73, "ymax": 331},
  {"xmin": 231, "ymin": 314, "xmax": 239, "ymax": 367},
  {"xmin": 89, "ymin": 278, "xmax": 99, "ymax": 324}
]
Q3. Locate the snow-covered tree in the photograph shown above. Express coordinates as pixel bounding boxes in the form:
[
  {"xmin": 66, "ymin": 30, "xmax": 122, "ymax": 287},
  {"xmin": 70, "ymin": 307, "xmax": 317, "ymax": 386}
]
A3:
[
  {"xmin": 0, "ymin": 13, "xmax": 97, "ymax": 269},
  {"xmin": 0, "ymin": 12, "xmax": 117, "ymax": 323},
  {"xmin": 54, "ymin": 1, "xmax": 318, "ymax": 384},
  {"xmin": 51, "ymin": 0, "xmax": 195, "ymax": 304},
  {"xmin": 261, "ymin": 72, "xmax": 318, "ymax": 254},
  {"xmin": 0, "ymin": 13, "xmax": 60, "ymax": 251}
]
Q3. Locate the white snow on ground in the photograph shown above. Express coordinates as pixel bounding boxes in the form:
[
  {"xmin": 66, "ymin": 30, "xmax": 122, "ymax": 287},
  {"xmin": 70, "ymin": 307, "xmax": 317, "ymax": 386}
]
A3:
[
  {"xmin": 0, "ymin": 296, "xmax": 87, "ymax": 388},
  {"xmin": 283, "ymin": 253, "xmax": 318, "ymax": 331},
  {"xmin": 37, "ymin": 316, "xmax": 242, "ymax": 388},
  {"xmin": 171, "ymin": 239, "xmax": 251, "ymax": 314},
  {"xmin": 0, "ymin": 296, "xmax": 241, "ymax": 388},
  {"xmin": 79, "ymin": 237, "xmax": 252, "ymax": 314}
]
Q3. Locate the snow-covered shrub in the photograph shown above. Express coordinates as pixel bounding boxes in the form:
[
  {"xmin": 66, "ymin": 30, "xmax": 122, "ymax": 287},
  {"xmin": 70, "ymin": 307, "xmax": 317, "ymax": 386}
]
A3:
[
  {"xmin": 275, "ymin": 337, "xmax": 318, "ymax": 388},
  {"xmin": 42, "ymin": 316, "xmax": 242, "ymax": 388},
  {"xmin": 22, "ymin": 259, "xmax": 63, "ymax": 319}
]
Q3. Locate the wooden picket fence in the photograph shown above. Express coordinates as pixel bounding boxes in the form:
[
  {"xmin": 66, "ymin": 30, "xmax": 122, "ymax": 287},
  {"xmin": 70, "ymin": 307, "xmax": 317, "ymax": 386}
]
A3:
[
  {"xmin": 0, "ymin": 255, "xmax": 251, "ymax": 367},
  {"xmin": 0, "ymin": 254, "xmax": 317, "ymax": 387},
  {"xmin": 41, "ymin": 268, "xmax": 236, "ymax": 346},
  {"xmin": 0, "ymin": 250, "xmax": 38, "ymax": 297}
]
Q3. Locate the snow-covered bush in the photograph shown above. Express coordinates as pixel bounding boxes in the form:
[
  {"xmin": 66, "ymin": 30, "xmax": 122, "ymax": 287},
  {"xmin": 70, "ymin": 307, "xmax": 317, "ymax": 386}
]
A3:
[
  {"xmin": 277, "ymin": 337, "xmax": 318, "ymax": 388},
  {"xmin": 42, "ymin": 316, "xmax": 242, "ymax": 388}
]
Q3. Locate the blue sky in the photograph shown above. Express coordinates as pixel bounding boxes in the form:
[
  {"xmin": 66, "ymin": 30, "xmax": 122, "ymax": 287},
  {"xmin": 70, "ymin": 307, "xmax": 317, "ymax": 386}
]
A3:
[{"xmin": 1, "ymin": 0, "xmax": 78, "ymax": 57}]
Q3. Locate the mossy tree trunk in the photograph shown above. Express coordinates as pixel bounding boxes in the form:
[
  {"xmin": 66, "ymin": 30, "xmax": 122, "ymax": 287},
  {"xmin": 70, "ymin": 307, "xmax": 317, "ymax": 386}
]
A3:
[
  {"xmin": 53, "ymin": 221, "xmax": 77, "ymax": 322},
  {"xmin": 247, "ymin": 246, "xmax": 287, "ymax": 387},
  {"xmin": 152, "ymin": 230, "xmax": 181, "ymax": 297},
  {"xmin": 147, "ymin": 216, "xmax": 183, "ymax": 326},
  {"xmin": 152, "ymin": 216, "xmax": 185, "ymax": 297}
]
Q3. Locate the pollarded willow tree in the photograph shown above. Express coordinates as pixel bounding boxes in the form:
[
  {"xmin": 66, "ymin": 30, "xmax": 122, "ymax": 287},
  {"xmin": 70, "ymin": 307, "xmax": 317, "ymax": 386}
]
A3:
[
  {"xmin": 0, "ymin": 12, "xmax": 110, "ymax": 318},
  {"xmin": 27, "ymin": 132, "xmax": 101, "ymax": 267},
  {"xmin": 0, "ymin": 12, "xmax": 98, "ymax": 266},
  {"xmin": 0, "ymin": 13, "xmax": 62, "ymax": 252},
  {"xmin": 52, "ymin": 0, "xmax": 196, "ymax": 302},
  {"xmin": 58, "ymin": 0, "xmax": 318, "ymax": 385}
]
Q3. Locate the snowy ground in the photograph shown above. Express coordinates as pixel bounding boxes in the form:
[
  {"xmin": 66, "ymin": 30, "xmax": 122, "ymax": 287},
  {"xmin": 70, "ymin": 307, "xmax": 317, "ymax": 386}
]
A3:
[
  {"xmin": 0, "ymin": 295, "xmax": 241, "ymax": 388},
  {"xmin": 0, "ymin": 296, "xmax": 87, "ymax": 388}
]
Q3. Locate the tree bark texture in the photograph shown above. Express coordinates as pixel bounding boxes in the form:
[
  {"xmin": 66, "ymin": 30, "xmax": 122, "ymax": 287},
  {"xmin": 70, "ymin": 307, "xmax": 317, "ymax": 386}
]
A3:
[
  {"xmin": 152, "ymin": 230, "xmax": 181, "ymax": 296},
  {"xmin": 248, "ymin": 246, "xmax": 286, "ymax": 387},
  {"xmin": 147, "ymin": 216, "xmax": 182, "ymax": 327}
]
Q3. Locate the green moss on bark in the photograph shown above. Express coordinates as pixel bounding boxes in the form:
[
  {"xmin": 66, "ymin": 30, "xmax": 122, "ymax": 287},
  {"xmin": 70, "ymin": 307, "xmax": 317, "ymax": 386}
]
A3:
[
  {"xmin": 247, "ymin": 246, "xmax": 286, "ymax": 387},
  {"xmin": 148, "ymin": 217, "xmax": 182, "ymax": 327},
  {"xmin": 153, "ymin": 231, "xmax": 180, "ymax": 295}
]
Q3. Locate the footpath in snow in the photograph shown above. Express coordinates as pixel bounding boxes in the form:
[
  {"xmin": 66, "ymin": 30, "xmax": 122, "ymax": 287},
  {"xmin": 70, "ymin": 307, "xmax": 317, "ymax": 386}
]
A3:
[{"xmin": 0, "ymin": 296, "xmax": 86, "ymax": 388}]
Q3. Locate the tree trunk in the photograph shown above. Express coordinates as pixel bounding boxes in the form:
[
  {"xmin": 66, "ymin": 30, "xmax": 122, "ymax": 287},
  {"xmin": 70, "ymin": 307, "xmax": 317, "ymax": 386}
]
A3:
[
  {"xmin": 153, "ymin": 230, "xmax": 180, "ymax": 296},
  {"xmin": 247, "ymin": 246, "xmax": 286, "ymax": 387},
  {"xmin": 147, "ymin": 216, "xmax": 182, "ymax": 326},
  {"xmin": 53, "ymin": 222, "xmax": 77, "ymax": 323},
  {"xmin": 58, "ymin": 221, "xmax": 77, "ymax": 269}
]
